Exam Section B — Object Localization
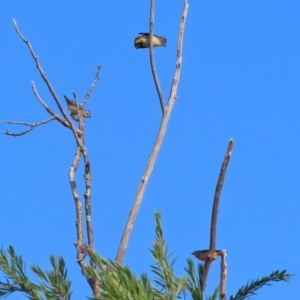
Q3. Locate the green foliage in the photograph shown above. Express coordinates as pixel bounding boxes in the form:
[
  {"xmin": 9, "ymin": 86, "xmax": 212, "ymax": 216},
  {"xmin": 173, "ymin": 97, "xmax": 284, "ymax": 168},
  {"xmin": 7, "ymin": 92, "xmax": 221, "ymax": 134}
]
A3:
[
  {"xmin": 0, "ymin": 246, "xmax": 71, "ymax": 300},
  {"xmin": 87, "ymin": 211, "xmax": 188, "ymax": 300},
  {"xmin": 184, "ymin": 258, "xmax": 219, "ymax": 300},
  {"xmin": 88, "ymin": 257, "xmax": 157, "ymax": 300},
  {"xmin": 31, "ymin": 256, "xmax": 71, "ymax": 300},
  {"xmin": 0, "ymin": 215, "xmax": 292, "ymax": 299},
  {"xmin": 184, "ymin": 258, "xmax": 204, "ymax": 300},
  {"xmin": 150, "ymin": 211, "xmax": 188, "ymax": 299},
  {"xmin": 229, "ymin": 270, "xmax": 292, "ymax": 300}
]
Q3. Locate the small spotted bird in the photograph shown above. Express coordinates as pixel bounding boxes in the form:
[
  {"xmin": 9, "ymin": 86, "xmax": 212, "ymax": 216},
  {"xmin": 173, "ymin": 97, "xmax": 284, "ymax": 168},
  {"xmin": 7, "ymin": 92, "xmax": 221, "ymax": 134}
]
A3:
[
  {"xmin": 134, "ymin": 32, "xmax": 167, "ymax": 49},
  {"xmin": 192, "ymin": 250, "xmax": 223, "ymax": 261},
  {"xmin": 64, "ymin": 95, "xmax": 91, "ymax": 118}
]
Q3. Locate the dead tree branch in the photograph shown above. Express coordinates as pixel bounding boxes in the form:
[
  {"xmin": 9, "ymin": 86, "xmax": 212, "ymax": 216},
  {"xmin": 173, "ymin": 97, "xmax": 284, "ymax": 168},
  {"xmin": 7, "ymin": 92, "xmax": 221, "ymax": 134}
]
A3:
[
  {"xmin": 31, "ymin": 81, "xmax": 70, "ymax": 127},
  {"xmin": 220, "ymin": 250, "xmax": 227, "ymax": 300},
  {"xmin": 201, "ymin": 138, "xmax": 234, "ymax": 291},
  {"xmin": 82, "ymin": 65, "xmax": 101, "ymax": 107},
  {"xmin": 116, "ymin": 0, "xmax": 189, "ymax": 264},
  {"xmin": 149, "ymin": 0, "xmax": 165, "ymax": 114},
  {"xmin": 4, "ymin": 19, "xmax": 101, "ymax": 296},
  {"xmin": 2, "ymin": 117, "xmax": 55, "ymax": 137},
  {"xmin": 12, "ymin": 19, "xmax": 71, "ymax": 124}
]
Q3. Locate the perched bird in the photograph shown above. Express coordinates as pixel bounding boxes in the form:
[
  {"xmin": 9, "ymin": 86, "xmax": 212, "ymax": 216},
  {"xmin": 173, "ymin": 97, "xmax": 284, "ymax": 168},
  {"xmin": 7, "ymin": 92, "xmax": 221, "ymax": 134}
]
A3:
[
  {"xmin": 134, "ymin": 32, "xmax": 167, "ymax": 49},
  {"xmin": 192, "ymin": 250, "xmax": 223, "ymax": 262},
  {"xmin": 64, "ymin": 95, "xmax": 91, "ymax": 118}
]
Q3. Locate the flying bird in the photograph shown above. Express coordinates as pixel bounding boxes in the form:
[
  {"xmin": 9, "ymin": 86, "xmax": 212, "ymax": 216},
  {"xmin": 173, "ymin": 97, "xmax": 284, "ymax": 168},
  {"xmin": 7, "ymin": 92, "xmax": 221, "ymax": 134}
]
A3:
[
  {"xmin": 64, "ymin": 95, "xmax": 91, "ymax": 118},
  {"xmin": 191, "ymin": 250, "xmax": 223, "ymax": 262},
  {"xmin": 134, "ymin": 32, "xmax": 167, "ymax": 49}
]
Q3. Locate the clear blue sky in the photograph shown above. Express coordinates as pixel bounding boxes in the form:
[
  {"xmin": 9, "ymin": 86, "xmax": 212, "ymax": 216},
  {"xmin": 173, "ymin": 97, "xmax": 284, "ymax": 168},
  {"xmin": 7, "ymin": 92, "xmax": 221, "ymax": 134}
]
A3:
[{"xmin": 1, "ymin": 1, "xmax": 299, "ymax": 299}]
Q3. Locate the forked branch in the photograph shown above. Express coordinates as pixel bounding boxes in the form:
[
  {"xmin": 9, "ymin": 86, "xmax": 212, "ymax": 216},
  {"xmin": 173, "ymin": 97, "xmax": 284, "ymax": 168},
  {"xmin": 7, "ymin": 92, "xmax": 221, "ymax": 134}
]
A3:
[
  {"xmin": 116, "ymin": 0, "xmax": 189, "ymax": 264},
  {"xmin": 3, "ymin": 117, "xmax": 55, "ymax": 137},
  {"xmin": 4, "ymin": 19, "xmax": 101, "ymax": 296},
  {"xmin": 12, "ymin": 19, "xmax": 71, "ymax": 124}
]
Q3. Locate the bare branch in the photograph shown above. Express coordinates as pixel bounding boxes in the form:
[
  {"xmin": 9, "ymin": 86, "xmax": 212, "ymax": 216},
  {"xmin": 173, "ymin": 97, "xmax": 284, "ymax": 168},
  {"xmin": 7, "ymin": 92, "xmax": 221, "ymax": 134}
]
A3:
[
  {"xmin": 37, "ymin": 85, "xmax": 85, "ymax": 151},
  {"xmin": 70, "ymin": 90, "xmax": 97, "ymax": 293},
  {"xmin": 149, "ymin": 0, "xmax": 166, "ymax": 114},
  {"xmin": 83, "ymin": 152, "xmax": 93, "ymax": 249},
  {"xmin": 9, "ymin": 19, "xmax": 99, "ymax": 296},
  {"xmin": 116, "ymin": 0, "xmax": 189, "ymax": 265},
  {"xmin": 220, "ymin": 250, "xmax": 227, "ymax": 300},
  {"xmin": 82, "ymin": 65, "xmax": 102, "ymax": 107},
  {"xmin": 166, "ymin": 0, "xmax": 188, "ymax": 109},
  {"xmin": 76, "ymin": 94, "xmax": 94, "ymax": 253},
  {"xmin": 209, "ymin": 139, "xmax": 233, "ymax": 252},
  {"xmin": 2, "ymin": 79, "xmax": 70, "ymax": 137},
  {"xmin": 201, "ymin": 139, "xmax": 234, "ymax": 290},
  {"xmin": 201, "ymin": 260, "xmax": 212, "ymax": 292},
  {"xmin": 12, "ymin": 19, "xmax": 71, "ymax": 124},
  {"xmin": 2, "ymin": 117, "xmax": 55, "ymax": 137},
  {"xmin": 12, "ymin": 19, "xmax": 86, "ymax": 152},
  {"xmin": 69, "ymin": 147, "xmax": 85, "ymax": 263},
  {"xmin": 31, "ymin": 81, "xmax": 70, "ymax": 128}
]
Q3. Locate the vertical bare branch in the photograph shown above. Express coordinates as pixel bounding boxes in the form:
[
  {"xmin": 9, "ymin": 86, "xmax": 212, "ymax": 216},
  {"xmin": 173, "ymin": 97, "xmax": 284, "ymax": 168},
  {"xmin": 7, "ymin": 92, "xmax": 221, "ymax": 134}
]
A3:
[
  {"xmin": 71, "ymin": 89, "xmax": 95, "ymax": 263},
  {"xmin": 201, "ymin": 139, "xmax": 234, "ymax": 290},
  {"xmin": 116, "ymin": 0, "xmax": 189, "ymax": 265},
  {"xmin": 167, "ymin": 0, "xmax": 188, "ymax": 108},
  {"xmin": 209, "ymin": 139, "xmax": 233, "ymax": 251},
  {"xmin": 72, "ymin": 90, "xmax": 94, "ymax": 253},
  {"xmin": 70, "ymin": 110, "xmax": 97, "ymax": 294},
  {"xmin": 82, "ymin": 148, "xmax": 93, "ymax": 249},
  {"xmin": 75, "ymin": 85, "xmax": 98, "ymax": 295},
  {"xmin": 149, "ymin": 0, "xmax": 165, "ymax": 113},
  {"xmin": 220, "ymin": 250, "xmax": 227, "ymax": 300},
  {"xmin": 69, "ymin": 148, "xmax": 85, "ymax": 265}
]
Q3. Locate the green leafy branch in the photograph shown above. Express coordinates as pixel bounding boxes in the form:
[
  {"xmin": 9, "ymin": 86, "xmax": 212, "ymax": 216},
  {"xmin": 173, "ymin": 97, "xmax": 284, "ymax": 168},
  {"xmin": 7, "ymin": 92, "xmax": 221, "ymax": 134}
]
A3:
[
  {"xmin": 86, "ymin": 211, "xmax": 188, "ymax": 300},
  {"xmin": 0, "ymin": 245, "xmax": 71, "ymax": 300},
  {"xmin": 0, "ymin": 216, "xmax": 292, "ymax": 300},
  {"xmin": 229, "ymin": 270, "xmax": 292, "ymax": 300}
]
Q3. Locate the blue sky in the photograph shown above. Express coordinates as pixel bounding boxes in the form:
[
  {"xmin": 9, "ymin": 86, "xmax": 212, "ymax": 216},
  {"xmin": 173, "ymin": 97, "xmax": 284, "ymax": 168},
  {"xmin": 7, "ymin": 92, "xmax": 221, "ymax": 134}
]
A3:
[{"xmin": 1, "ymin": 1, "xmax": 299, "ymax": 299}]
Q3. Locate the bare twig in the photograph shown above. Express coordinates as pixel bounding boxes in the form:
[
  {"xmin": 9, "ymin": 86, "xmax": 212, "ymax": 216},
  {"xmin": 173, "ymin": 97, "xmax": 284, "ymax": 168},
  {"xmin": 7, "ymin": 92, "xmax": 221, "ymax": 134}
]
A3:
[
  {"xmin": 116, "ymin": 0, "xmax": 189, "ymax": 265},
  {"xmin": 82, "ymin": 65, "xmax": 102, "ymax": 107},
  {"xmin": 33, "ymin": 82, "xmax": 85, "ymax": 153},
  {"xmin": 201, "ymin": 139, "xmax": 234, "ymax": 290},
  {"xmin": 11, "ymin": 19, "xmax": 86, "ymax": 153},
  {"xmin": 2, "ymin": 117, "xmax": 55, "ymax": 136},
  {"xmin": 220, "ymin": 250, "xmax": 227, "ymax": 300},
  {"xmin": 12, "ymin": 19, "xmax": 71, "ymax": 124},
  {"xmin": 31, "ymin": 81, "xmax": 70, "ymax": 128},
  {"xmin": 149, "ymin": 0, "xmax": 165, "ymax": 113}
]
